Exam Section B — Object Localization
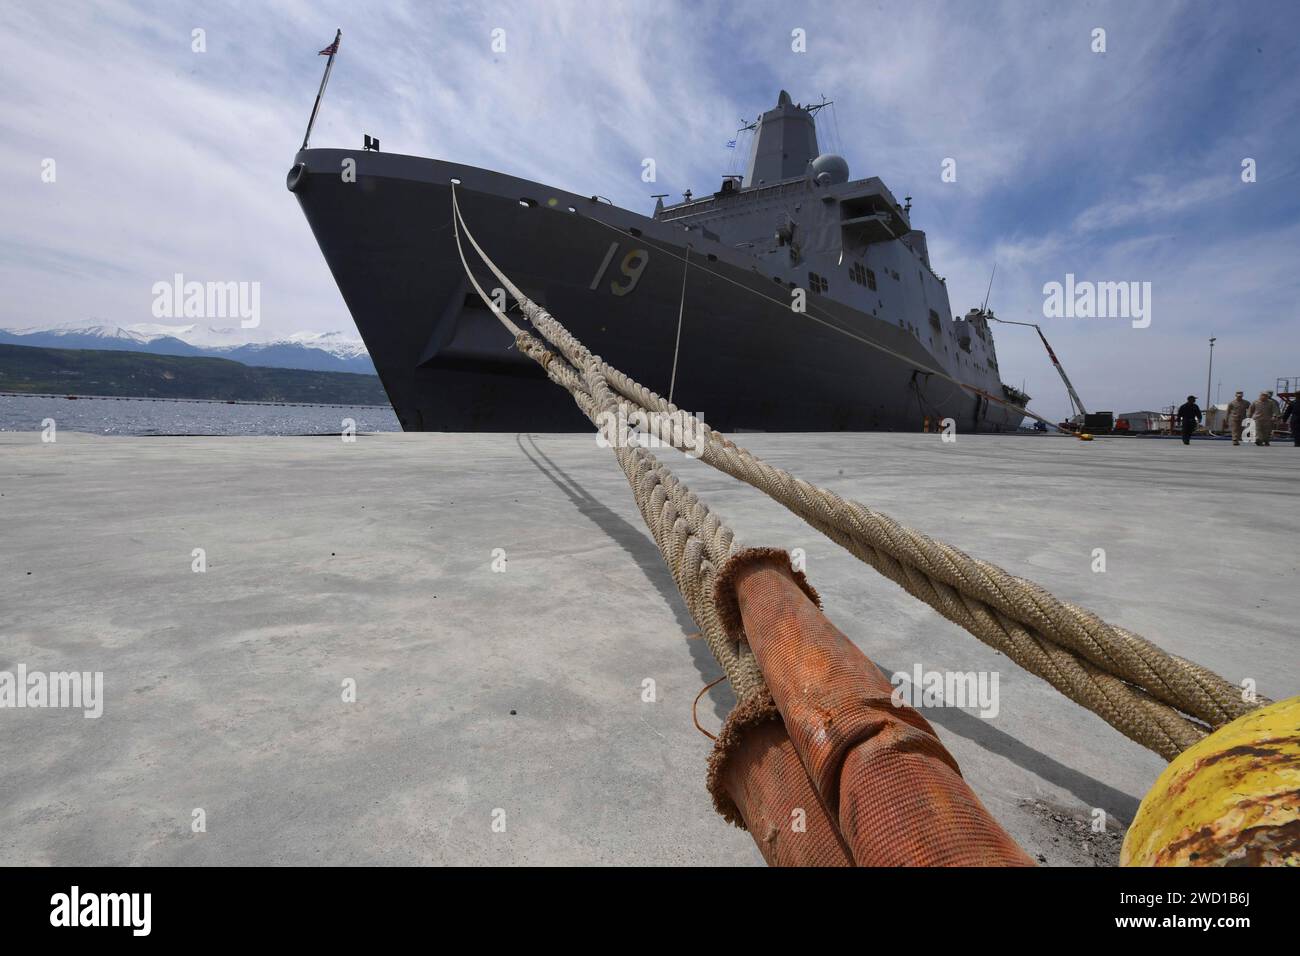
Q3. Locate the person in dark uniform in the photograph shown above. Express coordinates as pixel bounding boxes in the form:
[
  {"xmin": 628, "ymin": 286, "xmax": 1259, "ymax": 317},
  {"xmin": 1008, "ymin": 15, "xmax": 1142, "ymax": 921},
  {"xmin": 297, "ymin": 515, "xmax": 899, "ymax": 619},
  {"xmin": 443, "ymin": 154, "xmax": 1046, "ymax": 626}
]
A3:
[
  {"xmin": 1286, "ymin": 397, "xmax": 1300, "ymax": 447},
  {"xmin": 1177, "ymin": 395, "xmax": 1201, "ymax": 445}
]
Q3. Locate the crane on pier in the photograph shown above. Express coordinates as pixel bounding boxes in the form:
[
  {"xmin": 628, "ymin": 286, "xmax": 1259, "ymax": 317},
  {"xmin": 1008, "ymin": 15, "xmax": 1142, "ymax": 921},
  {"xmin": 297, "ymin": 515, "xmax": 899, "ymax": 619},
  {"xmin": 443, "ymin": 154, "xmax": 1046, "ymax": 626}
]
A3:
[{"xmin": 983, "ymin": 315, "xmax": 1089, "ymax": 423}]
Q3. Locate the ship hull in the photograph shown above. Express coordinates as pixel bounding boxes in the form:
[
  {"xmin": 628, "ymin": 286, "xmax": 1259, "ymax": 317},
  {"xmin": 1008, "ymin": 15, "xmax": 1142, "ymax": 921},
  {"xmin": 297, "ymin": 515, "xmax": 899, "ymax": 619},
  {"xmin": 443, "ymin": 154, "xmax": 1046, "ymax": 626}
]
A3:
[{"xmin": 291, "ymin": 149, "xmax": 1025, "ymax": 433}]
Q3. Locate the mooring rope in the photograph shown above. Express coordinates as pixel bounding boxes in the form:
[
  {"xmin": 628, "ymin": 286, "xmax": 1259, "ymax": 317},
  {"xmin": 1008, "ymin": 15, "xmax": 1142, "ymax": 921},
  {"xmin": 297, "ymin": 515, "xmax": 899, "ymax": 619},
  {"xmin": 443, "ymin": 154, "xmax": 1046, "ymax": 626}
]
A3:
[
  {"xmin": 448, "ymin": 185, "xmax": 1263, "ymax": 760},
  {"xmin": 668, "ymin": 243, "xmax": 690, "ymax": 406},
  {"xmin": 452, "ymin": 186, "xmax": 768, "ymax": 703},
  {"xmin": 593, "ymin": 359, "xmax": 1258, "ymax": 759}
]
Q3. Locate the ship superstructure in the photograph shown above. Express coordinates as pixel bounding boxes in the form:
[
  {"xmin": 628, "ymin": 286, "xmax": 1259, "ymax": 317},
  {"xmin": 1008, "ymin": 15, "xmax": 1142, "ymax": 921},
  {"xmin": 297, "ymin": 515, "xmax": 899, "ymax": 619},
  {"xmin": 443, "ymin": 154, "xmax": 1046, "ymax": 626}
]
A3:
[{"xmin": 653, "ymin": 91, "xmax": 1014, "ymax": 423}]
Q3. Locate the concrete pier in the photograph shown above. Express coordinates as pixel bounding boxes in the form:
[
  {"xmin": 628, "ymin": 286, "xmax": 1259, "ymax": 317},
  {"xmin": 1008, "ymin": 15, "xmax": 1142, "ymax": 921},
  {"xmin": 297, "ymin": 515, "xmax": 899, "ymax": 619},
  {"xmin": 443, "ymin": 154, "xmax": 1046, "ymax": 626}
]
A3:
[{"xmin": 2, "ymin": 430, "xmax": 1296, "ymax": 865}]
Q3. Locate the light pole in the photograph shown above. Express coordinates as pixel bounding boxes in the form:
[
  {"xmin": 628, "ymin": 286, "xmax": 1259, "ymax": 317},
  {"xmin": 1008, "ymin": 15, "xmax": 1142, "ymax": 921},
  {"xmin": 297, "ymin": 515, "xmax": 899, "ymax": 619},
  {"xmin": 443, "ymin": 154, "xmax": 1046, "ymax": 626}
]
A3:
[{"xmin": 1205, "ymin": 337, "xmax": 1216, "ymax": 413}]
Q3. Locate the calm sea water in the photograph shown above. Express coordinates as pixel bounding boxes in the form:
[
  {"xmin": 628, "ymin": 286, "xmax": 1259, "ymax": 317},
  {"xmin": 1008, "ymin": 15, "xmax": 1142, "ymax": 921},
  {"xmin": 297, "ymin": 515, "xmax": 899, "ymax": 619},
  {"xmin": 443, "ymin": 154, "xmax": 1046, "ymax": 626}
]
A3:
[{"xmin": 0, "ymin": 393, "xmax": 401, "ymax": 436}]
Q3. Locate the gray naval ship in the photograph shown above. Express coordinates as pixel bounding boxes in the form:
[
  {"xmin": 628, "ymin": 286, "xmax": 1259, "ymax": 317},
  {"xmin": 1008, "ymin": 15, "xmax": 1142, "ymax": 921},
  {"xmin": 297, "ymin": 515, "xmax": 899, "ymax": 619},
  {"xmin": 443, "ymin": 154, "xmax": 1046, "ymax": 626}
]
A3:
[{"xmin": 289, "ymin": 89, "xmax": 1028, "ymax": 432}]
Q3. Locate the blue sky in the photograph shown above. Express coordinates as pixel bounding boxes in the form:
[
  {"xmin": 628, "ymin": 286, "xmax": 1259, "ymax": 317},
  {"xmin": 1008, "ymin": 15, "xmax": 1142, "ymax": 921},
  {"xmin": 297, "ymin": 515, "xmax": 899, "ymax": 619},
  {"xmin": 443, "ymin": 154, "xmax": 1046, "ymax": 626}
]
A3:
[{"xmin": 2, "ymin": 0, "xmax": 1297, "ymax": 420}]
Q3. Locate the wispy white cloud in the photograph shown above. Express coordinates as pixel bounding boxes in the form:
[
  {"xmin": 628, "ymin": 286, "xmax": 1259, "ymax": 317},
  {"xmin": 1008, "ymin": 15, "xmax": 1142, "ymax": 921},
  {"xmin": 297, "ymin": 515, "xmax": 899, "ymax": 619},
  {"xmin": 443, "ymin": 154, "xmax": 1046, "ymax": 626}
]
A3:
[{"xmin": 1071, "ymin": 173, "xmax": 1235, "ymax": 233}]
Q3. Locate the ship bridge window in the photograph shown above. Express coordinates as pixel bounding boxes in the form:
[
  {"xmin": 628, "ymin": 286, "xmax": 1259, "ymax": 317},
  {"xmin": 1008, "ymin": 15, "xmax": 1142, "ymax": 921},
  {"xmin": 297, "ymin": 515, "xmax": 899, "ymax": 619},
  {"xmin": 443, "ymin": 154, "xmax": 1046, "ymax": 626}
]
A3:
[
  {"xmin": 807, "ymin": 272, "xmax": 829, "ymax": 294},
  {"xmin": 849, "ymin": 262, "xmax": 877, "ymax": 290}
]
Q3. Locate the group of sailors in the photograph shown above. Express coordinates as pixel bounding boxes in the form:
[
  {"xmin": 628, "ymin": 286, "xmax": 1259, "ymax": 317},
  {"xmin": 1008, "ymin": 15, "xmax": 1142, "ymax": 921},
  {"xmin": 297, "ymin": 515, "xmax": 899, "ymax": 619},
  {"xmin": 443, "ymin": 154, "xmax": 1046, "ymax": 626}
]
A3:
[{"xmin": 1176, "ymin": 391, "xmax": 1299, "ymax": 446}]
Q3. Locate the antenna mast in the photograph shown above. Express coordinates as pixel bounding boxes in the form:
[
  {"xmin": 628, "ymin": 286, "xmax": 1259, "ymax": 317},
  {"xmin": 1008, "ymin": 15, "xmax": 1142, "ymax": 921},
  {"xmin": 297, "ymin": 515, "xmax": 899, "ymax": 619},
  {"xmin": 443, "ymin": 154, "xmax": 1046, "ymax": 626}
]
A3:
[{"xmin": 981, "ymin": 263, "xmax": 997, "ymax": 313}]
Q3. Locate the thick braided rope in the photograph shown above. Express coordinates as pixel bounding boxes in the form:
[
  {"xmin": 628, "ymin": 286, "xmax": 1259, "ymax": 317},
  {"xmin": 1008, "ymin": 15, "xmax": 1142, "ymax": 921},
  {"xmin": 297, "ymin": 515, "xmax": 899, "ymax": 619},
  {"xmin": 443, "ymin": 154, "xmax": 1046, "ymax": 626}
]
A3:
[
  {"xmin": 525, "ymin": 308, "xmax": 1256, "ymax": 758},
  {"xmin": 615, "ymin": 445, "xmax": 767, "ymax": 701},
  {"xmin": 594, "ymin": 364, "xmax": 1256, "ymax": 726},
  {"xmin": 510, "ymin": 321, "xmax": 766, "ymax": 700},
  {"xmin": 577, "ymin": 326, "xmax": 768, "ymax": 700},
  {"xmin": 523, "ymin": 311, "xmax": 1199, "ymax": 753}
]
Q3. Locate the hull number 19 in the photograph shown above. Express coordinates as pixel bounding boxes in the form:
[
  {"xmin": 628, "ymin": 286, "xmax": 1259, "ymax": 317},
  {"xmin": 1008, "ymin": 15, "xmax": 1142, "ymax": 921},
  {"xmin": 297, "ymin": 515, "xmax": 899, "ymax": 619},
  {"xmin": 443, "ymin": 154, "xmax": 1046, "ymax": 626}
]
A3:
[{"xmin": 590, "ymin": 241, "xmax": 649, "ymax": 297}]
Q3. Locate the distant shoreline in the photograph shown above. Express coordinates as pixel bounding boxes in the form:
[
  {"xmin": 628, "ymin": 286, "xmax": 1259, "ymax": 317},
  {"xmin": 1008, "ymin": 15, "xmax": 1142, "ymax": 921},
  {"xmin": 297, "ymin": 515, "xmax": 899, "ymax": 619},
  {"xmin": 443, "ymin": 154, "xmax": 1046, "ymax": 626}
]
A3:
[
  {"xmin": 0, "ymin": 390, "xmax": 390, "ymax": 410},
  {"xmin": 0, "ymin": 342, "xmax": 390, "ymax": 406}
]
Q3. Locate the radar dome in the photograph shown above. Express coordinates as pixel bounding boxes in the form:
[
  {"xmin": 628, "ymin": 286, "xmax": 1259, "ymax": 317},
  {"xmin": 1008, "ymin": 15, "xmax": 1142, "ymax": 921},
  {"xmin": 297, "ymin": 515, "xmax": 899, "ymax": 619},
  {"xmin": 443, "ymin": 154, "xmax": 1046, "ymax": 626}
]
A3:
[{"xmin": 809, "ymin": 153, "xmax": 849, "ymax": 186}]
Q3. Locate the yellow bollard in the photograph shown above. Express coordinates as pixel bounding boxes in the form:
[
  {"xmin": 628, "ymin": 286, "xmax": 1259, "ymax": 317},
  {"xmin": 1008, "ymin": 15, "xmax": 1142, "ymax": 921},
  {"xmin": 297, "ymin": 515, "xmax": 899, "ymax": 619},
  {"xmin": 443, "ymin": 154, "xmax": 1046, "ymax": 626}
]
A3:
[{"xmin": 1121, "ymin": 695, "xmax": 1300, "ymax": 866}]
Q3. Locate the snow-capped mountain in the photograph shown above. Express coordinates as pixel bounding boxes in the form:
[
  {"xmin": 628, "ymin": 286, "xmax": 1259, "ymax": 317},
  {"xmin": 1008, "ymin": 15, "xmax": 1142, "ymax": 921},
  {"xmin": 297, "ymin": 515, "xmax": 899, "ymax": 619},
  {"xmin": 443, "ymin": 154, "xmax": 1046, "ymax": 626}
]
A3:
[
  {"xmin": 10, "ymin": 322, "xmax": 158, "ymax": 346},
  {"xmin": 125, "ymin": 322, "xmax": 251, "ymax": 349},
  {"xmin": 0, "ymin": 322, "xmax": 375, "ymax": 375},
  {"xmin": 278, "ymin": 330, "xmax": 372, "ymax": 361}
]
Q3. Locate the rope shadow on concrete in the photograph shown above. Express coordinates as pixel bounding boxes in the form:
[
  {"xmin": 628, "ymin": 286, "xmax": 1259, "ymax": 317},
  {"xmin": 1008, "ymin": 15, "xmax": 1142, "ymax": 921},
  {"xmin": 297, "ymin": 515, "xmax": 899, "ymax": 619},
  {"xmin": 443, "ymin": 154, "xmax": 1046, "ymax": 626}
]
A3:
[{"xmin": 514, "ymin": 434, "xmax": 732, "ymax": 719}]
